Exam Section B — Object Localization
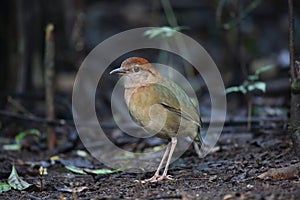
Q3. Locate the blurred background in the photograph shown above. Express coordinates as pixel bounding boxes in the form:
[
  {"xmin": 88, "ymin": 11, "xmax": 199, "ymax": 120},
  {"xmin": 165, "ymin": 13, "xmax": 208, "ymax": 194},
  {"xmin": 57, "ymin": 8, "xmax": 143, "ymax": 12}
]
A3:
[{"xmin": 0, "ymin": 0, "xmax": 299, "ymax": 129}]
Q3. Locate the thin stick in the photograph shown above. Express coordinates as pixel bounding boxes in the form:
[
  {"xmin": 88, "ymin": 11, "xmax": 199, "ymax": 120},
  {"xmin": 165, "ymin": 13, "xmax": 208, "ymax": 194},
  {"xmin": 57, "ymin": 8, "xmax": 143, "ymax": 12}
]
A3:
[
  {"xmin": 247, "ymin": 96, "xmax": 252, "ymax": 131},
  {"xmin": 0, "ymin": 110, "xmax": 288, "ymax": 128},
  {"xmin": 44, "ymin": 24, "xmax": 56, "ymax": 150},
  {"xmin": 7, "ymin": 96, "xmax": 34, "ymax": 117},
  {"xmin": 288, "ymin": 0, "xmax": 295, "ymax": 81}
]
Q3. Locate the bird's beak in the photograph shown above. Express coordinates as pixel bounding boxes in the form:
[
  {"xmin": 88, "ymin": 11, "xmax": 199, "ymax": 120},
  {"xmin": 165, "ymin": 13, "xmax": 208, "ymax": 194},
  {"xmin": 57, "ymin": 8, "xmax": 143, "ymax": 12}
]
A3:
[{"xmin": 109, "ymin": 68, "xmax": 126, "ymax": 75}]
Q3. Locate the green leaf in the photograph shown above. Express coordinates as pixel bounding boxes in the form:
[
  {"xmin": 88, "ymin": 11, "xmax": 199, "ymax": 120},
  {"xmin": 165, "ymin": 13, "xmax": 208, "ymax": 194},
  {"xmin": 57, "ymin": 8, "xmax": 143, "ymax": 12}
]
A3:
[
  {"xmin": 8, "ymin": 166, "xmax": 32, "ymax": 190},
  {"xmin": 3, "ymin": 129, "xmax": 40, "ymax": 151},
  {"xmin": 248, "ymin": 74, "xmax": 259, "ymax": 81},
  {"xmin": 225, "ymin": 86, "xmax": 240, "ymax": 94},
  {"xmin": 0, "ymin": 182, "xmax": 11, "ymax": 193},
  {"xmin": 65, "ymin": 166, "xmax": 87, "ymax": 175},
  {"xmin": 65, "ymin": 165, "xmax": 124, "ymax": 175},
  {"xmin": 83, "ymin": 167, "xmax": 123, "ymax": 175},
  {"xmin": 225, "ymin": 85, "xmax": 247, "ymax": 94},
  {"xmin": 2, "ymin": 144, "xmax": 21, "ymax": 151},
  {"xmin": 255, "ymin": 64, "xmax": 275, "ymax": 76},
  {"xmin": 15, "ymin": 129, "xmax": 40, "ymax": 146},
  {"xmin": 239, "ymin": 85, "xmax": 247, "ymax": 94},
  {"xmin": 248, "ymin": 81, "xmax": 266, "ymax": 92},
  {"xmin": 143, "ymin": 26, "xmax": 189, "ymax": 38}
]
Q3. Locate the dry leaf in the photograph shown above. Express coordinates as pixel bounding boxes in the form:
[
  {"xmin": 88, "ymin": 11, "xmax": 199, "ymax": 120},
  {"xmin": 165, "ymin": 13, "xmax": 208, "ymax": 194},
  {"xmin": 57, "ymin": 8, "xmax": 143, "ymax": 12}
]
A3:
[
  {"xmin": 223, "ymin": 194, "xmax": 233, "ymax": 200},
  {"xmin": 257, "ymin": 163, "xmax": 300, "ymax": 180}
]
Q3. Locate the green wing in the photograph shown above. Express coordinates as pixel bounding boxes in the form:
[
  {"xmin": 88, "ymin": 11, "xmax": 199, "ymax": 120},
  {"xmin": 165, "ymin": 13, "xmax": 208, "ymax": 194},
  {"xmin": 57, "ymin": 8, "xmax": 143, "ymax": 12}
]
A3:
[{"xmin": 155, "ymin": 79, "xmax": 202, "ymax": 127}]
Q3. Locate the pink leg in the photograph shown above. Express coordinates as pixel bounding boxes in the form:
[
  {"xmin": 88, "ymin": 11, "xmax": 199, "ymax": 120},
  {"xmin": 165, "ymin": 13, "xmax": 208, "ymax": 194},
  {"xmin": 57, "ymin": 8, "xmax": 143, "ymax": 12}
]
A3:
[
  {"xmin": 154, "ymin": 142, "xmax": 171, "ymax": 176},
  {"xmin": 138, "ymin": 137, "xmax": 178, "ymax": 183},
  {"xmin": 139, "ymin": 142, "xmax": 171, "ymax": 183},
  {"xmin": 158, "ymin": 137, "xmax": 177, "ymax": 181}
]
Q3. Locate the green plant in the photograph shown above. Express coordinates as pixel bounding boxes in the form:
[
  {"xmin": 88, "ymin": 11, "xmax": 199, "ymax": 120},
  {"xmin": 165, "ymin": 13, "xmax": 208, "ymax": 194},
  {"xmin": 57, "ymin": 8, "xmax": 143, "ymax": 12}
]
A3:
[
  {"xmin": 226, "ymin": 64, "xmax": 274, "ymax": 94},
  {"xmin": 143, "ymin": 26, "xmax": 189, "ymax": 39},
  {"xmin": 216, "ymin": 0, "xmax": 263, "ymax": 30},
  {"xmin": 3, "ymin": 129, "xmax": 40, "ymax": 151},
  {"xmin": 0, "ymin": 165, "xmax": 32, "ymax": 193},
  {"xmin": 144, "ymin": 0, "xmax": 196, "ymax": 81},
  {"xmin": 226, "ymin": 64, "xmax": 275, "ymax": 129}
]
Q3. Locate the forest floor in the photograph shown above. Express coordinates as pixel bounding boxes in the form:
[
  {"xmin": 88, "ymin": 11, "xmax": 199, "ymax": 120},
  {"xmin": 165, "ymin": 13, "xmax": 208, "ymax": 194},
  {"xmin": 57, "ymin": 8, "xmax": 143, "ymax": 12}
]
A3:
[{"xmin": 0, "ymin": 119, "xmax": 299, "ymax": 200}]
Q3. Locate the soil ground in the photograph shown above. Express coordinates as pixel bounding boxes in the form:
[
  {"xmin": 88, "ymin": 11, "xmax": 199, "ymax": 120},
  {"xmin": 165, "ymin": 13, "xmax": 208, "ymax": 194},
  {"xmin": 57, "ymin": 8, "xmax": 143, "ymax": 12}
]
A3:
[{"xmin": 0, "ymin": 123, "xmax": 299, "ymax": 200}]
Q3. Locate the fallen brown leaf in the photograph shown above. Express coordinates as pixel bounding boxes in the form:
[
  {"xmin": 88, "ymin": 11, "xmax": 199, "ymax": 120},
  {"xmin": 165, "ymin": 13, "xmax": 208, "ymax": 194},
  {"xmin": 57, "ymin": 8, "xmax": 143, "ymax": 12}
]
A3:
[{"xmin": 257, "ymin": 162, "xmax": 300, "ymax": 180}]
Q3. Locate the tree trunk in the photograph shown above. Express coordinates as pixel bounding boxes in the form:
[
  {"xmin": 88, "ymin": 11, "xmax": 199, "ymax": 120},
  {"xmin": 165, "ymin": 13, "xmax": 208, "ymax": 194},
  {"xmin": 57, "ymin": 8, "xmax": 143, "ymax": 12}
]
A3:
[
  {"xmin": 288, "ymin": 0, "xmax": 300, "ymax": 156},
  {"xmin": 290, "ymin": 73, "xmax": 300, "ymax": 156}
]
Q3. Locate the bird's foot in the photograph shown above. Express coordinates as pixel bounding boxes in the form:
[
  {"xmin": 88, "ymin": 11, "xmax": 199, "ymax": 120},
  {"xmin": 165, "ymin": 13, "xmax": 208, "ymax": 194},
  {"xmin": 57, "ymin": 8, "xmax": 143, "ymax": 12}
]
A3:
[
  {"xmin": 157, "ymin": 175, "xmax": 173, "ymax": 181},
  {"xmin": 136, "ymin": 175, "xmax": 174, "ymax": 183}
]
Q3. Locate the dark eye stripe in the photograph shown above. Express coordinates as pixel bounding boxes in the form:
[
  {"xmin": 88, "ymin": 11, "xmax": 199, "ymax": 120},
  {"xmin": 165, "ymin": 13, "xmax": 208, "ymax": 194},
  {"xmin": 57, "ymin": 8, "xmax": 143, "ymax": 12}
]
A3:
[{"xmin": 147, "ymin": 69, "xmax": 155, "ymax": 76}]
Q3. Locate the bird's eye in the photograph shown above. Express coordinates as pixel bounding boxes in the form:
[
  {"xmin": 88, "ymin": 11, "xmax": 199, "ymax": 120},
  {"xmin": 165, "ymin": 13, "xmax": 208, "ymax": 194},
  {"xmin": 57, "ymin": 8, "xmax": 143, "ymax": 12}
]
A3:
[{"xmin": 133, "ymin": 66, "xmax": 140, "ymax": 72}]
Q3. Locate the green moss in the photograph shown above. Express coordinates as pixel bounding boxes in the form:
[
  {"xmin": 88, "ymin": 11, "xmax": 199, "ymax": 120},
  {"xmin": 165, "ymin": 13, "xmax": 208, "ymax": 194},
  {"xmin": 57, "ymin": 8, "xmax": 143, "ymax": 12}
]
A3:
[{"xmin": 291, "ymin": 79, "xmax": 300, "ymax": 89}]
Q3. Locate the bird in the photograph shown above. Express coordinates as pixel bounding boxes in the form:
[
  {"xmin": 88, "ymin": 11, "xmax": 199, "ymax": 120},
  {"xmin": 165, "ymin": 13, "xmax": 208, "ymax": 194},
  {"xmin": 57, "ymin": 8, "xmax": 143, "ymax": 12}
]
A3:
[{"xmin": 110, "ymin": 57, "xmax": 204, "ymax": 183}]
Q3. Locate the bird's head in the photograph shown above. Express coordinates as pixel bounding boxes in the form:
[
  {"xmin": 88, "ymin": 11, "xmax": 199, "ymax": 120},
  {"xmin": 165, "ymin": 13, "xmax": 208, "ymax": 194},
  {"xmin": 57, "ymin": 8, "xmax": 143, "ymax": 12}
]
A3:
[{"xmin": 110, "ymin": 57, "xmax": 162, "ymax": 88}]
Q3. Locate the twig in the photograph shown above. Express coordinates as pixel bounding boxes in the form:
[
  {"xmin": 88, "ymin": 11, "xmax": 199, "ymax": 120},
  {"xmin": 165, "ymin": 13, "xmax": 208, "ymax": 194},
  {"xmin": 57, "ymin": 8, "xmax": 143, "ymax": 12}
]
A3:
[
  {"xmin": 289, "ymin": 0, "xmax": 300, "ymax": 156},
  {"xmin": 247, "ymin": 95, "xmax": 253, "ymax": 130},
  {"xmin": 7, "ymin": 96, "xmax": 34, "ymax": 117},
  {"xmin": 0, "ymin": 110, "xmax": 66, "ymax": 126},
  {"xmin": 148, "ymin": 195, "xmax": 182, "ymax": 200},
  {"xmin": 160, "ymin": 0, "xmax": 178, "ymax": 27},
  {"xmin": 288, "ymin": 0, "xmax": 295, "ymax": 81},
  {"xmin": 44, "ymin": 24, "xmax": 56, "ymax": 150},
  {"xmin": 0, "ymin": 110, "xmax": 116, "ymax": 128},
  {"xmin": 209, "ymin": 116, "xmax": 288, "ymax": 127},
  {"xmin": 160, "ymin": 0, "xmax": 195, "ymax": 79},
  {"xmin": 0, "ymin": 109, "xmax": 288, "ymax": 129},
  {"xmin": 221, "ymin": 0, "xmax": 262, "ymax": 30},
  {"xmin": 178, "ymin": 177, "xmax": 209, "ymax": 181}
]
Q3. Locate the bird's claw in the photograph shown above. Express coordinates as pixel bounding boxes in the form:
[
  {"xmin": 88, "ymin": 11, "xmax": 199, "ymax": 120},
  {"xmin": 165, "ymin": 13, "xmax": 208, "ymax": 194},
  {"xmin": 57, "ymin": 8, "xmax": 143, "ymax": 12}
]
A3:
[
  {"xmin": 157, "ymin": 175, "xmax": 173, "ymax": 181},
  {"xmin": 135, "ymin": 175, "xmax": 174, "ymax": 183}
]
